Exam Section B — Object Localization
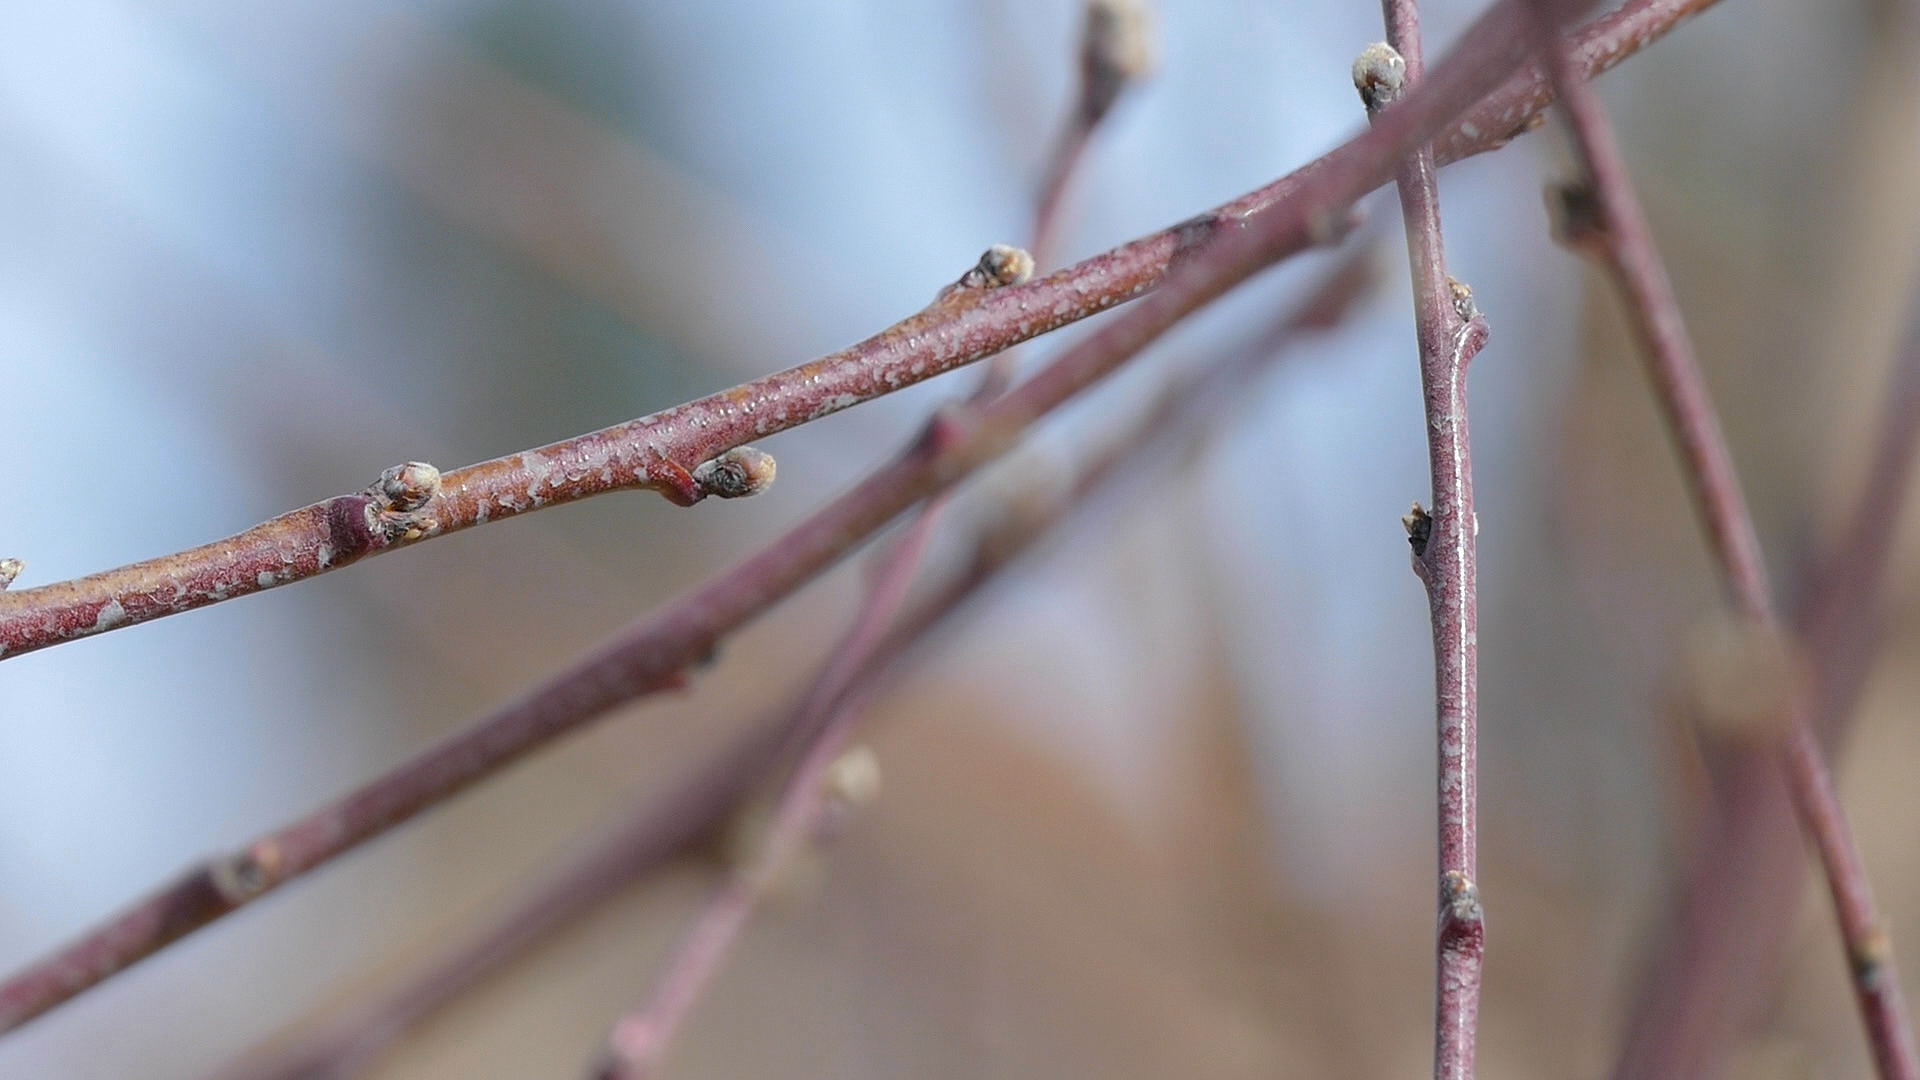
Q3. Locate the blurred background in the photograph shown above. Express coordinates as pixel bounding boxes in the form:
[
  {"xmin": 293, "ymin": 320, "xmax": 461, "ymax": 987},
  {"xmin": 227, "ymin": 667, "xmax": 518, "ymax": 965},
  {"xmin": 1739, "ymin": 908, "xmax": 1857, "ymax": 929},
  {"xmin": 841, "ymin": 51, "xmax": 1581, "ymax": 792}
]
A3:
[{"xmin": 0, "ymin": 0, "xmax": 1914, "ymax": 1077}]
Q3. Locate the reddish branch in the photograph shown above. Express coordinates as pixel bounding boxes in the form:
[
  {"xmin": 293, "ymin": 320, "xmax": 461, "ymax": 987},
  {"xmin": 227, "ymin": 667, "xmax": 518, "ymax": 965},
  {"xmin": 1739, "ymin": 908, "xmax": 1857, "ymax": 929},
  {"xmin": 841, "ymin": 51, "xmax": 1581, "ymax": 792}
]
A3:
[
  {"xmin": 0, "ymin": 0, "xmax": 1571, "ymax": 1033},
  {"xmin": 0, "ymin": 0, "xmax": 1713, "ymax": 663},
  {"xmin": 1530, "ymin": 5, "xmax": 1920, "ymax": 1078},
  {"xmin": 1359, "ymin": 3, "xmax": 1491, "ymax": 1075},
  {"xmin": 597, "ymin": 10, "xmax": 1146, "ymax": 1073},
  {"xmin": 210, "ymin": 245, "xmax": 1380, "ymax": 1080},
  {"xmin": 1614, "ymin": 283, "xmax": 1920, "ymax": 1080}
]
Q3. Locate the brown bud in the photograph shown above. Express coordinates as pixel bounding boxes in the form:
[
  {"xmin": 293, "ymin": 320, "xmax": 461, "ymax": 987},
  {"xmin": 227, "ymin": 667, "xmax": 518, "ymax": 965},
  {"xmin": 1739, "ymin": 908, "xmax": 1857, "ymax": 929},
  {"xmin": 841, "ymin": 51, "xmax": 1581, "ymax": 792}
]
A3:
[
  {"xmin": 693, "ymin": 446, "xmax": 777, "ymax": 499},
  {"xmin": 960, "ymin": 244, "xmax": 1035, "ymax": 291},
  {"xmin": 1402, "ymin": 502, "xmax": 1432, "ymax": 557},
  {"xmin": 377, "ymin": 461, "xmax": 441, "ymax": 513}
]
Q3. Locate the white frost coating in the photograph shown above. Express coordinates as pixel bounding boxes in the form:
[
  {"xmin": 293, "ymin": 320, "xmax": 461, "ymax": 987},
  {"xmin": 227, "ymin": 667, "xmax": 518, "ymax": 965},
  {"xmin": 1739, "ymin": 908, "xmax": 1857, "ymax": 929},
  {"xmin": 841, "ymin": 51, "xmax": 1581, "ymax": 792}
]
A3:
[
  {"xmin": 257, "ymin": 571, "xmax": 277, "ymax": 589},
  {"xmin": 317, "ymin": 543, "xmax": 334, "ymax": 569},
  {"xmin": 92, "ymin": 599, "xmax": 127, "ymax": 632}
]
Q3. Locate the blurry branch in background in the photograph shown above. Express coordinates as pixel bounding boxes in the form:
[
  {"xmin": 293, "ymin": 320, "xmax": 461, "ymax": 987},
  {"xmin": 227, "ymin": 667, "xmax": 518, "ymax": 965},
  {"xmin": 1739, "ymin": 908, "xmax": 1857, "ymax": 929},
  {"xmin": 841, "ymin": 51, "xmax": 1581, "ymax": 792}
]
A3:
[
  {"xmin": 0, "ymin": 0, "xmax": 1556, "ymax": 1025},
  {"xmin": 1031, "ymin": 0, "xmax": 1156, "ymax": 273},
  {"xmin": 1530, "ymin": 4, "xmax": 1920, "ymax": 1078},
  {"xmin": 598, "ymin": 7, "xmax": 1152, "ymax": 1073},
  {"xmin": 0, "ymin": 0, "xmax": 1713, "ymax": 663},
  {"xmin": 1358, "ymin": 0, "xmax": 1491, "ymax": 1074},
  {"xmin": 1614, "ymin": 279, "xmax": 1920, "ymax": 1079},
  {"xmin": 211, "ymin": 239, "xmax": 1378, "ymax": 1080}
]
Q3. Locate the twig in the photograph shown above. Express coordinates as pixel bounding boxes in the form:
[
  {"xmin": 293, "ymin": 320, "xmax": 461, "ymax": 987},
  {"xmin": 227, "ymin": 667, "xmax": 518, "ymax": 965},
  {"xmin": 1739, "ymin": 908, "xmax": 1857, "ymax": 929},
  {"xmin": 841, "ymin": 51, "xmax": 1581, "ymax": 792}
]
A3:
[
  {"xmin": 0, "ymin": 0, "xmax": 1706, "ymax": 662},
  {"xmin": 1434, "ymin": 0, "xmax": 1719, "ymax": 168},
  {"xmin": 596, "ymin": 10, "xmax": 1148, "ymax": 1073},
  {"xmin": 1614, "ymin": 278, "xmax": 1920, "ymax": 1080},
  {"xmin": 0, "ymin": 2, "xmax": 1558, "ymax": 1031},
  {"xmin": 1358, "ymin": 4, "xmax": 1492, "ymax": 1075},
  {"xmin": 212, "ymin": 246, "xmax": 1380, "ymax": 1080},
  {"xmin": 592, "ymin": 239, "xmax": 1377, "ymax": 1080},
  {"xmin": 1530, "ymin": 5, "xmax": 1920, "ymax": 1078},
  {"xmin": 1031, "ymin": 0, "xmax": 1156, "ymax": 274}
]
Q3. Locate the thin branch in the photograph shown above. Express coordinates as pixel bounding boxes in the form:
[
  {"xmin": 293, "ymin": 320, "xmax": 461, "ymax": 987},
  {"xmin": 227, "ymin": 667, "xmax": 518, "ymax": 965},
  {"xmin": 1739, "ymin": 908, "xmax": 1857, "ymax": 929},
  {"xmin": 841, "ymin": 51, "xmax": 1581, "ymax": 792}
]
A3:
[
  {"xmin": 0, "ymin": 0, "xmax": 1704, "ymax": 662},
  {"xmin": 1031, "ymin": 0, "xmax": 1156, "ymax": 274},
  {"xmin": 1359, "ymin": 3, "xmax": 1491, "ymax": 1075},
  {"xmin": 592, "ymin": 246, "xmax": 1377, "ymax": 1080},
  {"xmin": 0, "ymin": 0, "xmax": 1558, "ymax": 1031},
  {"xmin": 1434, "ymin": 0, "xmax": 1720, "ymax": 169},
  {"xmin": 1530, "ymin": 6, "xmax": 1920, "ymax": 1078},
  {"xmin": 595, "ymin": 10, "xmax": 1149, "ymax": 1072},
  {"xmin": 211, "ymin": 246, "xmax": 1380, "ymax": 1080},
  {"xmin": 1615, "ymin": 278, "xmax": 1920, "ymax": 1080}
]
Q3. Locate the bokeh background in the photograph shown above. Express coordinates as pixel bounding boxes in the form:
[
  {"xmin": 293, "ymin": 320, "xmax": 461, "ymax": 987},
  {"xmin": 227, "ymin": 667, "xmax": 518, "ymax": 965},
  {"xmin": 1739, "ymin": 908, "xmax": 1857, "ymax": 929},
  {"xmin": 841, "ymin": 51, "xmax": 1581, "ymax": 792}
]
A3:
[{"xmin": 0, "ymin": 0, "xmax": 1914, "ymax": 1077}]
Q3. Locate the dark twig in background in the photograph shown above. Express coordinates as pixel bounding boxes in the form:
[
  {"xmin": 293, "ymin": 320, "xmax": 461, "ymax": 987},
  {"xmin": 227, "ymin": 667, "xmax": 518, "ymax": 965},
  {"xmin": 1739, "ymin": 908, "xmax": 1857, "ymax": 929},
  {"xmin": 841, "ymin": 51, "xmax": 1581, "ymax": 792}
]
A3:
[
  {"xmin": 0, "ymin": 0, "xmax": 1707, "ymax": 663},
  {"xmin": 1531, "ymin": 3, "xmax": 1920, "ymax": 1076}
]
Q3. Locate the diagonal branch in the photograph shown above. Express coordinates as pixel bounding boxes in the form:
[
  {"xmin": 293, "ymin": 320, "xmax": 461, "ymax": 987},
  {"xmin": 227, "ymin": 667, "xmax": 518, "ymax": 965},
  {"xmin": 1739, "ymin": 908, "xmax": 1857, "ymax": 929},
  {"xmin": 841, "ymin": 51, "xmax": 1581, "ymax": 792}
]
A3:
[
  {"xmin": 207, "ymin": 243, "xmax": 1380, "ymax": 1080},
  {"xmin": 0, "ymin": 0, "xmax": 1710, "ymax": 663},
  {"xmin": 591, "ymin": 261, "xmax": 1374, "ymax": 1080},
  {"xmin": 595, "ymin": 7, "xmax": 1153, "ymax": 1073},
  {"xmin": 1528, "ymin": 5, "xmax": 1920, "ymax": 1078},
  {"xmin": 1614, "ymin": 277, "xmax": 1920, "ymax": 1080},
  {"xmin": 0, "ymin": 0, "xmax": 1571, "ymax": 1032}
]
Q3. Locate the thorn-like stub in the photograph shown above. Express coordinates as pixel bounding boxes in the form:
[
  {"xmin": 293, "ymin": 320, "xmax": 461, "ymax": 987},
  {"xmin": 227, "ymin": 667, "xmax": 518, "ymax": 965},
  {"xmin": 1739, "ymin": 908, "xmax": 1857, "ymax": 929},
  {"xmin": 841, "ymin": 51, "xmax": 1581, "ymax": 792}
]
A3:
[
  {"xmin": 376, "ymin": 461, "xmax": 441, "ymax": 513},
  {"xmin": 0, "ymin": 558, "xmax": 21, "ymax": 591},
  {"xmin": 1546, "ymin": 180, "xmax": 1605, "ymax": 250},
  {"xmin": 1353, "ymin": 41, "xmax": 1407, "ymax": 116},
  {"xmin": 692, "ymin": 446, "xmax": 778, "ymax": 500},
  {"xmin": 1079, "ymin": 0, "xmax": 1157, "ymax": 125},
  {"xmin": 1402, "ymin": 502, "xmax": 1432, "ymax": 557}
]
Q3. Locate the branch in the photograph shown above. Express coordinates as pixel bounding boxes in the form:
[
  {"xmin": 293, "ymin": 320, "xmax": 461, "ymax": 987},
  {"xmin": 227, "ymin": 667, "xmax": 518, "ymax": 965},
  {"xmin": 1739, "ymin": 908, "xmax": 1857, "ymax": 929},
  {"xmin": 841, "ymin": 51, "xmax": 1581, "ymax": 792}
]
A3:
[
  {"xmin": 1358, "ymin": 2, "xmax": 1492, "ymax": 1074},
  {"xmin": 1530, "ymin": 5, "xmax": 1920, "ymax": 1078},
  {"xmin": 594, "ymin": 11, "xmax": 1154, "ymax": 1073},
  {"xmin": 0, "ymin": 0, "xmax": 1708, "ymax": 662},
  {"xmin": 210, "ymin": 244, "xmax": 1381, "ymax": 1080},
  {"xmin": 591, "ymin": 251, "xmax": 1378, "ymax": 1080},
  {"xmin": 1434, "ymin": 0, "xmax": 1719, "ymax": 168},
  {"xmin": 1614, "ymin": 277, "xmax": 1920, "ymax": 1080},
  {"xmin": 0, "ymin": 0, "xmax": 1560, "ymax": 1030}
]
